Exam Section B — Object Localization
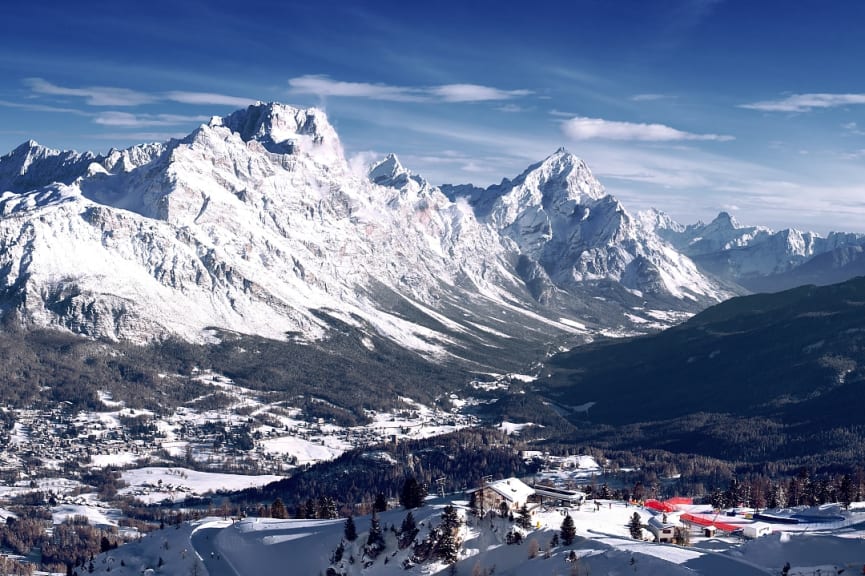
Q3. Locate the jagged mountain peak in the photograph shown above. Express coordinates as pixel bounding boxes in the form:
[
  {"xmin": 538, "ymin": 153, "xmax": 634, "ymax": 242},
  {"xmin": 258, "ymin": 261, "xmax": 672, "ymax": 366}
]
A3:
[
  {"xmin": 708, "ymin": 211, "xmax": 740, "ymax": 230},
  {"xmin": 213, "ymin": 102, "xmax": 343, "ymax": 161},
  {"xmin": 0, "ymin": 140, "xmax": 98, "ymax": 194},
  {"xmin": 369, "ymin": 153, "xmax": 408, "ymax": 184},
  {"xmin": 514, "ymin": 148, "xmax": 604, "ymax": 200},
  {"xmin": 636, "ymin": 208, "xmax": 685, "ymax": 234}
]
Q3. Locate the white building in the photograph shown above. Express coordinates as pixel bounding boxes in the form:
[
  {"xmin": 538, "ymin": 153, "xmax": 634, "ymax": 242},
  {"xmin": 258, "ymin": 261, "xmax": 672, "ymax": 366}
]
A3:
[{"xmin": 469, "ymin": 477, "xmax": 535, "ymax": 514}]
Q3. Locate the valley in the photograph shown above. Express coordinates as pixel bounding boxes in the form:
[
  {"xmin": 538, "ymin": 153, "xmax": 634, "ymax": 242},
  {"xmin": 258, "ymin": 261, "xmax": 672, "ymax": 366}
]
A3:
[{"xmin": 1, "ymin": 101, "xmax": 865, "ymax": 575}]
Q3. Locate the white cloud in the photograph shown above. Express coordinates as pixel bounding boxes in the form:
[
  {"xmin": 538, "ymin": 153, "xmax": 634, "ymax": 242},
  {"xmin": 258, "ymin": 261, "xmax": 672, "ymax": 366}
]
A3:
[
  {"xmin": 741, "ymin": 93, "xmax": 865, "ymax": 112},
  {"xmin": 287, "ymin": 75, "xmax": 531, "ymax": 103},
  {"xmin": 430, "ymin": 84, "xmax": 532, "ymax": 102},
  {"xmin": 288, "ymin": 75, "xmax": 423, "ymax": 102},
  {"xmin": 561, "ymin": 116, "xmax": 733, "ymax": 142},
  {"xmin": 0, "ymin": 99, "xmax": 90, "ymax": 115},
  {"xmin": 630, "ymin": 93, "xmax": 670, "ymax": 102},
  {"xmin": 841, "ymin": 149, "xmax": 865, "ymax": 160},
  {"xmin": 347, "ymin": 150, "xmax": 383, "ymax": 179},
  {"xmin": 93, "ymin": 111, "xmax": 210, "ymax": 127},
  {"xmin": 23, "ymin": 78, "xmax": 255, "ymax": 110},
  {"xmin": 24, "ymin": 77, "xmax": 155, "ymax": 106},
  {"xmin": 842, "ymin": 121, "xmax": 865, "ymax": 136},
  {"xmin": 165, "ymin": 91, "xmax": 257, "ymax": 107},
  {"xmin": 496, "ymin": 104, "xmax": 527, "ymax": 113}
]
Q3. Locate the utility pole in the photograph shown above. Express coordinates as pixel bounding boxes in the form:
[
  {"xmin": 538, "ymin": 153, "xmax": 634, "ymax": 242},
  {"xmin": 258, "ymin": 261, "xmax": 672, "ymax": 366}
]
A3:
[{"xmin": 435, "ymin": 477, "xmax": 446, "ymax": 498}]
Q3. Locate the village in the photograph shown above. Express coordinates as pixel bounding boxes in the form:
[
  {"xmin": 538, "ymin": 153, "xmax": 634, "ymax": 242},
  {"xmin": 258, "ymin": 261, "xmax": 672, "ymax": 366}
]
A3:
[{"xmin": 0, "ymin": 370, "xmax": 478, "ymax": 491}]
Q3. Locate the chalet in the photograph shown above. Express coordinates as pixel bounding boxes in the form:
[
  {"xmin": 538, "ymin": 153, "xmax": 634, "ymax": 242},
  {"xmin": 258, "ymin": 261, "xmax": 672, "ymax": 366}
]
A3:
[
  {"xmin": 647, "ymin": 516, "xmax": 677, "ymax": 543},
  {"xmin": 469, "ymin": 477, "xmax": 534, "ymax": 514}
]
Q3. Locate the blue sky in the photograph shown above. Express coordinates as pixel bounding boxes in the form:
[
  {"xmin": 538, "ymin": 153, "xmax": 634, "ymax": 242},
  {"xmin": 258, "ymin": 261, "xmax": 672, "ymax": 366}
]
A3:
[{"xmin": 2, "ymin": 0, "xmax": 865, "ymax": 232}]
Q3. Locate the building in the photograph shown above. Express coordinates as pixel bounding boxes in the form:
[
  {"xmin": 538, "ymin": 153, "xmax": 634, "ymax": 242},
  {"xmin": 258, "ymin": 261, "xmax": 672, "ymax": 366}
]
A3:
[
  {"xmin": 742, "ymin": 522, "xmax": 772, "ymax": 539},
  {"xmin": 532, "ymin": 484, "xmax": 585, "ymax": 507},
  {"xmin": 647, "ymin": 516, "xmax": 678, "ymax": 543},
  {"xmin": 469, "ymin": 477, "xmax": 535, "ymax": 514}
]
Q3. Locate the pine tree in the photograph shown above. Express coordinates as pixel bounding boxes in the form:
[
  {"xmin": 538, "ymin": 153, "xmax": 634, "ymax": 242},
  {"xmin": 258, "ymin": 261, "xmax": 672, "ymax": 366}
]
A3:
[
  {"xmin": 400, "ymin": 478, "xmax": 428, "ymax": 509},
  {"xmin": 331, "ymin": 541, "xmax": 345, "ymax": 563},
  {"xmin": 317, "ymin": 495, "xmax": 338, "ymax": 519},
  {"xmin": 560, "ymin": 514, "xmax": 576, "ymax": 545},
  {"xmin": 270, "ymin": 497, "xmax": 287, "ymax": 519},
  {"xmin": 374, "ymin": 492, "xmax": 388, "ymax": 513},
  {"xmin": 304, "ymin": 498, "xmax": 316, "ymax": 519},
  {"xmin": 841, "ymin": 473, "xmax": 855, "ymax": 510},
  {"xmin": 344, "ymin": 515, "xmax": 357, "ymax": 542},
  {"xmin": 366, "ymin": 511, "xmax": 386, "ymax": 558},
  {"xmin": 628, "ymin": 512, "xmax": 643, "ymax": 540},
  {"xmin": 435, "ymin": 507, "xmax": 461, "ymax": 567},
  {"xmin": 516, "ymin": 503, "xmax": 533, "ymax": 530},
  {"xmin": 441, "ymin": 505, "xmax": 460, "ymax": 531},
  {"xmin": 399, "ymin": 511, "xmax": 419, "ymax": 549}
]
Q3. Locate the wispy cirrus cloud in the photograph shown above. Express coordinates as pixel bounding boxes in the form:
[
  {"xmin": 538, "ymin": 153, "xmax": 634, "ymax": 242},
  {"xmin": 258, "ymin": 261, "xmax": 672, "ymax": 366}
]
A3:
[
  {"xmin": 163, "ymin": 91, "xmax": 257, "ymax": 107},
  {"xmin": 287, "ymin": 74, "xmax": 531, "ymax": 103},
  {"xmin": 288, "ymin": 75, "xmax": 422, "ymax": 102},
  {"xmin": 561, "ymin": 116, "xmax": 733, "ymax": 142},
  {"xmin": 741, "ymin": 93, "xmax": 865, "ymax": 112},
  {"xmin": 93, "ymin": 111, "xmax": 210, "ymax": 127},
  {"xmin": 630, "ymin": 93, "xmax": 673, "ymax": 102},
  {"xmin": 23, "ymin": 78, "xmax": 254, "ymax": 109},
  {"xmin": 0, "ymin": 99, "xmax": 91, "ymax": 115},
  {"xmin": 24, "ymin": 77, "xmax": 156, "ymax": 106}
]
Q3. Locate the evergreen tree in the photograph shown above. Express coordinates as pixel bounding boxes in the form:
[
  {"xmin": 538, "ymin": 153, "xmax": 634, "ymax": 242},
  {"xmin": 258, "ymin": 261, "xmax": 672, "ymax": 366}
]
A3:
[
  {"xmin": 441, "ymin": 505, "xmax": 460, "ymax": 531},
  {"xmin": 344, "ymin": 515, "xmax": 357, "ymax": 542},
  {"xmin": 374, "ymin": 492, "xmax": 388, "ymax": 513},
  {"xmin": 365, "ymin": 511, "xmax": 386, "ymax": 558},
  {"xmin": 399, "ymin": 477, "xmax": 427, "ymax": 509},
  {"xmin": 270, "ymin": 497, "xmax": 287, "ymax": 519},
  {"xmin": 304, "ymin": 498, "xmax": 316, "ymax": 519},
  {"xmin": 628, "ymin": 512, "xmax": 643, "ymax": 540},
  {"xmin": 331, "ymin": 541, "xmax": 345, "ymax": 564},
  {"xmin": 436, "ymin": 506, "xmax": 461, "ymax": 567},
  {"xmin": 599, "ymin": 482, "xmax": 612, "ymax": 499},
  {"xmin": 560, "ymin": 514, "xmax": 576, "ymax": 545},
  {"xmin": 841, "ymin": 473, "xmax": 855, "ymax": 510},
  {"xmin": 317, "ymin": 495, "xmax": 338, "ymax": 519},
  {"xmin": 516, "ymin": 503, "xmax": 533, "ymax": 530},
  {"xmin": 399, "ymin": 511, "xmax": 419, "ymax": 549}
]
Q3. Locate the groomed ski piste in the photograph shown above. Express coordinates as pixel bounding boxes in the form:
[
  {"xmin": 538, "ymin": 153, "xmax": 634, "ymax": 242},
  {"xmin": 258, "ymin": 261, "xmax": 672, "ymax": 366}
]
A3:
[{"xmin": 86, "ymin": 496, "xmax": 865, "ymax": 576}]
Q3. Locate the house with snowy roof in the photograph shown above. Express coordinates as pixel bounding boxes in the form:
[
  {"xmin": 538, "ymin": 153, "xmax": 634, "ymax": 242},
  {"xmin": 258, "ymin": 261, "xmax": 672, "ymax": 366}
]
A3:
[
  {"xmin": 468, "ymin": 477, "xmax": 535, "ymax": 514},
  {"xmin": 647, "ymin": 515, "xmax": 679, "ymax": 543}
]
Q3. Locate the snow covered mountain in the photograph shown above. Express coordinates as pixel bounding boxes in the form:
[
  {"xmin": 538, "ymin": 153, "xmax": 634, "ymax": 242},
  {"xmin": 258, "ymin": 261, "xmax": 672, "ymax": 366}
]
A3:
[
  {"xmin": 0, "ymin": 102, "xmax": 732, "ymax": 359},
  {"xmin": 642, "ymin": 210, "xmax": 865, "ymax": 292},
  {"xmin": 442, "ymin": 150, "xmax": 730, "ymax": 310}
]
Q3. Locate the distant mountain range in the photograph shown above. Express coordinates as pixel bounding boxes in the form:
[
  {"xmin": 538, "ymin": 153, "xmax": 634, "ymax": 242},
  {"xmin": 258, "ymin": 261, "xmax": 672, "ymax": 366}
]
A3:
[
  {"xmin": 642, "ymin": 209, "xmax": 865, "ymax": 293},
  {"xmin": 0, "ymin": 101, "xmax": 863, "ymax": 368}
]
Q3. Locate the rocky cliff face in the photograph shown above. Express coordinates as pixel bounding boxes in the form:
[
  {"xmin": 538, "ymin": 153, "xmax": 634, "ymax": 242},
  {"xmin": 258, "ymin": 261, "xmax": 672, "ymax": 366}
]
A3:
[
  {"xmin": 443, "ymin": 149, "xmax": 729, "ymax": 307},
  {"xmin": 0, "ymin": 102, "xmax": 733, "ymax": 358}
]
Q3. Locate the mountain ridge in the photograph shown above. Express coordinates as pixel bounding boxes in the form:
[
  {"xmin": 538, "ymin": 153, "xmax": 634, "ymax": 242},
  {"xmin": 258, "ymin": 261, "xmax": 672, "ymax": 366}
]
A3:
[{"xmin": 0, "ymin": 101, "xmax": 857, "ymax": 363}]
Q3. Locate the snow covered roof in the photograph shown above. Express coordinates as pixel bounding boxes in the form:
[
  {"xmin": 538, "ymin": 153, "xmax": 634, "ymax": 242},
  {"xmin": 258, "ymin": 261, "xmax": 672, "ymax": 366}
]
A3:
[{"xmin": 485, "ymin": 477, "xmax": 534, "ymax": 503}]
